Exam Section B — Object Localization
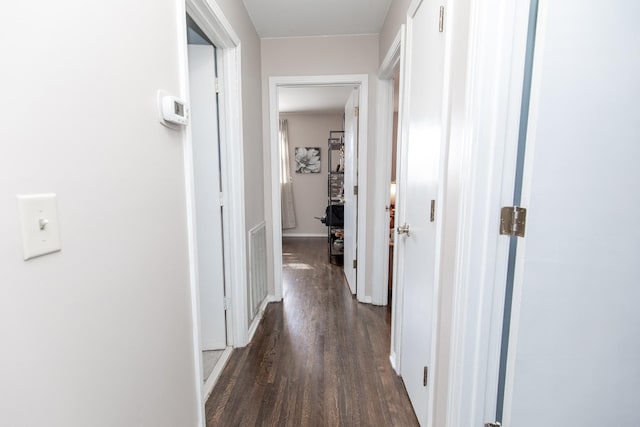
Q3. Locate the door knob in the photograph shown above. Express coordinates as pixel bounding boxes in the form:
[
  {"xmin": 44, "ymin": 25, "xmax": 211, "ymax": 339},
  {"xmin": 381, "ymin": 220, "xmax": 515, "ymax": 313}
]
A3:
[{"xmin": 397, "ymin": 223, "xmax": 410, "ymax": 236}]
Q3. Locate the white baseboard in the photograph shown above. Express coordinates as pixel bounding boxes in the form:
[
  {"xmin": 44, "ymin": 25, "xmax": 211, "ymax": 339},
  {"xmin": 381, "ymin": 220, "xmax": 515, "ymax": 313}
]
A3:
[
  {"xmin": 267, "ymin": 294, "xmax": 281, "ymax": 303},
  {"xmin": 282, "ymin": 232, "xmax": 326, "ymax": 238},
  {"xmin": 247, "ymin": 296, "xmax": 271, "ymax": 343},
  {"xmin": 202, "ymin": 346, "xmax": 233, "ymax": 400},
  {"xmin": 389, "ymin": 351, "xmax": 400, "ymax": 375},
  {"xmin": 359, "ymin": 295, "xmax": 373, "ymax": 304}
]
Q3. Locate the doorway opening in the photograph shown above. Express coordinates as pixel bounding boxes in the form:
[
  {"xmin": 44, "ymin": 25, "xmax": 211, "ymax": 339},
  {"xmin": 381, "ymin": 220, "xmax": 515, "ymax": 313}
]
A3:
[
  {"xmin": 374, "ymin": 27, "xmax": 405, "ymax": 375},
  {"xmin": 180, "ymin": 2, "xmax": 248, "ymax": 423},
  {"xmin": 269, "ymin": 75, "xmax": 369, "ymax": 304},
  {"xmin": 185, "ymin": 13, "xmax": 232, "ymax": 398},
  {"xmin": 277, "ymin": 85, "xmax": 353, "ymax": 274},
  {"xmin": 386, "ymin": 71, "xmax": 400, "ymax": 306}
]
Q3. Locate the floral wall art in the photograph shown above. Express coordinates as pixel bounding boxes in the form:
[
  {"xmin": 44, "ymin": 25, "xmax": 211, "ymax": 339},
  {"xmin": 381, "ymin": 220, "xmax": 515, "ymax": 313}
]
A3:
[{"xmin": 294, "ymin": 147, "xmax": 321, "ymax": 174}]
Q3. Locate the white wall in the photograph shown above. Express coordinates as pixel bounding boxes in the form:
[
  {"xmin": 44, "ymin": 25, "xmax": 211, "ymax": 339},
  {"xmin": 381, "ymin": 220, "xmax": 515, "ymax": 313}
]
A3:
[
  {"xmin": 0, "ymin": 1, "xmax": 198, "ymax": 426},
  {"xmin": 379, "ymin": 0, "xmax": 412, "ymax": 59},
  {"xmin": 281, "ymin": 113, "xmax": 343, "ymax": 236},
  {"xmin": 261, "ymin": 35, "xmax": 379, "ymax": 297}
]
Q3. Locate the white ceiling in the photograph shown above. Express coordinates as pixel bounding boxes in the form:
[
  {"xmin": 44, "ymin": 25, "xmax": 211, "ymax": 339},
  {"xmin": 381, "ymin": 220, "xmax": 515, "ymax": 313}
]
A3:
[
  {"xmin": 242, "ymin": 0, "xmax": 393, "ymax": 38},
  {"xmin": 279, "ymin": 86, "xmax": 353, "ymax": 114}
]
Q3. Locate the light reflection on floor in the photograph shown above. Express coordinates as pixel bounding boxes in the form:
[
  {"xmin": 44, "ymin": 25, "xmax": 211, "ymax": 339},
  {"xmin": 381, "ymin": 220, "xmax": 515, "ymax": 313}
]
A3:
[{"xmin": 284, "ymin": 263, "xmax": 313, "ymax": 270}]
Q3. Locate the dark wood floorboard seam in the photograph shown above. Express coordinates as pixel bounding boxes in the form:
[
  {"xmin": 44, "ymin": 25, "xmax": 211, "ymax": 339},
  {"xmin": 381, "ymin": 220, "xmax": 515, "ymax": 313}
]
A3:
[{"xmin": 205, "ymin": 237, "xmax": 419, "ymax": 426}]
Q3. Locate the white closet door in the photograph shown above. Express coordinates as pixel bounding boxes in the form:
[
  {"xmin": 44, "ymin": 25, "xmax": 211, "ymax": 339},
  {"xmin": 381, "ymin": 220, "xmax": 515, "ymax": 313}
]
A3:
[
  {"xmin": 188, "ymin": 44, "xmax": 226, "ymax": 350},
  {"xmin": 503, "ymin": 1, "xmax": 640, "ymax": 425},
  {"xmin": 343, "ymin": 88, "xmax": 359, "ymax": 294}
]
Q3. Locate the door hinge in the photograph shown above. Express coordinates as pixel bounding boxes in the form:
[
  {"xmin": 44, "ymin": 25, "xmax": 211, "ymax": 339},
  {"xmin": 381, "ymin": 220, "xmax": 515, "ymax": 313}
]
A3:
[
  {"xmin": 439, "ymin": 6, "xmax": 445, "ymax": 32},
  {"xmin": 353, "ymin": 259, "xmax": 357, "ymax": 269},
  {"xmin": 354, "ymin": 185, "xmax": 358, "ymax": 196},
  {"xmin": 430, "ymin": 199, "xmax": 436, "ymax": 222},
  {"xmin": 485, "ymin": 423, "xmax": 501, "ymax": 427},
  {"xmin": 499, "ymin": 206, "xmax": 527, "ymax": 238},
  {"xmin": 215, "ymin": 77, "xmax": 221, "ymax": 94},
  {"xmin": 354, "ymin": 106, "xmax": 359, "ymax": 117},
  {"xmin": 423, "ymin": 366, "xmax": 429, "ymax": 386},
  {"xmin": 219, "ymin": 192, "xmax": 225, "ymax": 207},
  {"xmin": 223, "ymin": 296, "xmax": 231, "ymax": 310}
]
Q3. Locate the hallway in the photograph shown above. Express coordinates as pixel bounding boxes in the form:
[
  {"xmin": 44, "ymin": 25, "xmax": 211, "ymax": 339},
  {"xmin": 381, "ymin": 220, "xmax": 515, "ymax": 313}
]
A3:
[{"xmin": 205, "ymin": 237, "xmax": 418, "ymax": 426}]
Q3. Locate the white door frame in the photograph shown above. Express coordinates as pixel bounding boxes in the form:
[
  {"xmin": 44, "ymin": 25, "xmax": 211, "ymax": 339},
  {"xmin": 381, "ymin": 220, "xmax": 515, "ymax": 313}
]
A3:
[
  {"xmin": 268, "ymin": 74, "xmax": 369, "ymax": 303},
  {"xmin": 444, "ymin": 0, "xmax": 532, "ymax": 425},
  {"xmin": 373, "ymin": 28, "xmax": 405, "ymax": 371},
  {"xmin": 178, "ymin": 1, "xmax": 249, "ymax": 425}
]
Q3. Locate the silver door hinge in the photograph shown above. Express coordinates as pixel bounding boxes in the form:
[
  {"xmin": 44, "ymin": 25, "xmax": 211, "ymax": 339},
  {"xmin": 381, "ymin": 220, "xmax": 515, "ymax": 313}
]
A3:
[
  {"xmin": 354, "ymin": 106, "xmax": 359, "ymax": 117},
  {"xmin": 215, "ymin": 78, "xmax": 221, "ymax": 94},
  {"xmin": 354, "ymin": 185, "xmax": 358, "ymax": 196},
  {"xmin": 219, "ymin": 192, "xmax": 225, "ymax": 207},
  {"xmin": 423, "ymin": 366, "xmax": 429, "ymax": 386},
  {"xmin": 499, "ymin": 206, "xmax": 527, "ymax": 238},
  {"xmin": 223, "ymin": 296, "xmax": 231, "ymax": 310},
  {"xmin": 353, "ymin": 259, "xmax": 357, "ymax": 269},
  {"xmin": 485, "ymin": 423, "xmax": 501, "ymax": 427},
  {"xmin": 439, "ymin": 6, "xmax": 445, "ymax": 32}
]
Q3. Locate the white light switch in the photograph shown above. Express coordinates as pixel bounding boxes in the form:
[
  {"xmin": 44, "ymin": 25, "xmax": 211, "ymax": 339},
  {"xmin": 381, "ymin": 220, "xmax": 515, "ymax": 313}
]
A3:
[{"xmin": 17, "ymin": 194, "xmax": 61, "ymax": 260}]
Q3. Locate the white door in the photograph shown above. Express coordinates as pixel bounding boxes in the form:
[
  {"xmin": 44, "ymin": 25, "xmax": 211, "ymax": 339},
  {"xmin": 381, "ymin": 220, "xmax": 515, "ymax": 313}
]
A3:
[
  {"xmin": 343, "ymin": 88, "xmax": 359, "ymax": 294},
  {"xmin": 397, "ymin": 1, "xmax": 446, "ymax": 425},
  {"xmin": 188, "ymin": 44, "xmax": 226, "ymax": 350},
  {"xmin": 501, "ymin": 1, "xmax": 640, "ymax": 425}
]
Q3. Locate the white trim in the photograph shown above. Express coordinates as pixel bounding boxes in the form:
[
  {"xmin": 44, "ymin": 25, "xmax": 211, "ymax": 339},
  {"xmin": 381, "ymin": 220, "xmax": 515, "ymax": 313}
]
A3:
[
  {"xmin": 202, "ymin": 347, "xmax": 233, "ymax": 400},
  {"xmin": 187, "ymin": 0, "xmax": 250, "ymax": 349},
  {"xmin": 389, "ymin": 352, "xmax": 398, "ymax": 372},
  {"xmin": 444, "ymin": 0, "xmax": 532, "ymax": 425},
  {"xmin": 282, "ymin": 233, "xmax": 326, "ymax": 238},
  {"xmin": 268, "ymin": 74, "xmax": 369, "ymax": 304},
  {"xmin": 372, "ymin": 27, "xmax": 404, "ymax": 309},
  {"xmin": 176, "ymin": 4, "xmax": 205, "ymax": 425},
  {"xmin": 379, "ymin": 29, "xmax": 403, "ymax": 79},
  {"xmin": 371, "ymin": 80, "xmax": 393, "ymax": 307},
  {"xmin": 389, "ymin": 25, "xmax": 409, "ymax": 376},
  {"xmin": 180, "ymin": 1, "xmax": 248, "ymax": 425},
  {"xmin": 408, "ymin": 0, "xmax": 425, "ymax": 18},
  {"xmin": 218, "ymin": 46, "xmax": 249, "ymax": 347},
  {"xmin": 186, "ymin": 0, "xmax": 240, "ymax": 46},
  {"xmin": 261, "ymin": 32, "xmax": 380, "ymax": 41},
  {"xmin": 247, "ymin": 296, "xmax": 271, "ymax": 343}
]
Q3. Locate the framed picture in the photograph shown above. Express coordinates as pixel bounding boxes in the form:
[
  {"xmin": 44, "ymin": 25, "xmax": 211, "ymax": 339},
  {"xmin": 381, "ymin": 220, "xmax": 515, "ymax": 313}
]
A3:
[{"xmin": 295, "ymin": 147, "xmax": 321, "ymax": 173}]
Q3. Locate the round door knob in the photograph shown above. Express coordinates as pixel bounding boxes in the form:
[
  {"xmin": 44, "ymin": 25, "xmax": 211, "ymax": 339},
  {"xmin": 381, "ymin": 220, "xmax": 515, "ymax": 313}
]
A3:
[{"xmin": 397, "ymin": 223, "xmax": 410, "ymax": 236}]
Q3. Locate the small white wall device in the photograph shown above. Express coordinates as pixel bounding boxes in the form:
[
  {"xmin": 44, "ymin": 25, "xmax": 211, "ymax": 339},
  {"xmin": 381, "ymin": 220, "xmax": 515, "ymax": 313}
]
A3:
[{"xmin": 158, "ymin": 90, "xmax": 189, "ymax": 129}]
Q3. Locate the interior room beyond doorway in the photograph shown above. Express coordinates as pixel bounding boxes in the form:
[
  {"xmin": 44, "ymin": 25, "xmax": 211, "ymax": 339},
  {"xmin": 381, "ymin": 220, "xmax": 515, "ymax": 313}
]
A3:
[
  {"xmin": 277, "ymin": 85, "xmax": 352, "ymax": 276},
  {"xmin": 269, "ymin": 75, "xmax": 370, "ymax": 304}
]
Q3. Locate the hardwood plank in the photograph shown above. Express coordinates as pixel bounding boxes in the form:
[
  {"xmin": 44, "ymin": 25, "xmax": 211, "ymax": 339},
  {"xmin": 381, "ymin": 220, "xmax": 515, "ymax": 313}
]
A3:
[{"xmin": 205, "ymin": 237, "xmax": 418, "ymax": 426}]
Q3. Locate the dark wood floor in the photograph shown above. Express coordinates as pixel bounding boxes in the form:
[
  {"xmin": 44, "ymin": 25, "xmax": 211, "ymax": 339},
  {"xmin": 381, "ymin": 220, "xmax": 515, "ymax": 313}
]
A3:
[{"xmin": 205, "ymin": 237, "xmax": 418, "ymax": 426}]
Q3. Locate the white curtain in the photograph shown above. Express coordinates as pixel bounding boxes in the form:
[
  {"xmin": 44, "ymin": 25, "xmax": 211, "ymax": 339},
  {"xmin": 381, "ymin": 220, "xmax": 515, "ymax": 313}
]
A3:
[{"xmin": 279, "ymin": 119, "xmax": 297, "ymax": 229}]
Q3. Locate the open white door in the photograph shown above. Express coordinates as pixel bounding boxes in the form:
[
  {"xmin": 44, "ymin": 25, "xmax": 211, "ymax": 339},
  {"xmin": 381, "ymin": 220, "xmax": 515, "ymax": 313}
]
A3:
[
  {"xmin": 396, "ymin": 1, "xmax": 446, "ymax": 425},
  {"xmin": 188, "ymin": 44, "xmax": 226, "ymax": 351},
  {"xmin": 499, "ymin": 1, "xmax": 640, "ymax": 425},
  {"xmin": 343, "ymin": 88, "xmax": 359, "ymax": 294}
]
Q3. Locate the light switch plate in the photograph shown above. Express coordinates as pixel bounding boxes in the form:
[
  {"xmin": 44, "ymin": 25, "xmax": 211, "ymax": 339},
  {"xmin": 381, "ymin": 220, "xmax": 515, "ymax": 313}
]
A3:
[{"xmin": 17, "ymin": 194, "xmax": 61, "ymax": 260}]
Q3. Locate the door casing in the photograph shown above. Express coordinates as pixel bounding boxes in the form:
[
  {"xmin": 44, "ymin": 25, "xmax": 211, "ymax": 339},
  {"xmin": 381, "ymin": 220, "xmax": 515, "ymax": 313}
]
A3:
[
  {"xmin": 179, "ymin": 1, "xmax": 249, "ymax": 425},
  {"xmin": 268, "ymin": 74, "xmax": 369, "ymax": 304},
  {"xmin": 375, "ymin": 27, "xmax": 405, "ymax": 372}
]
